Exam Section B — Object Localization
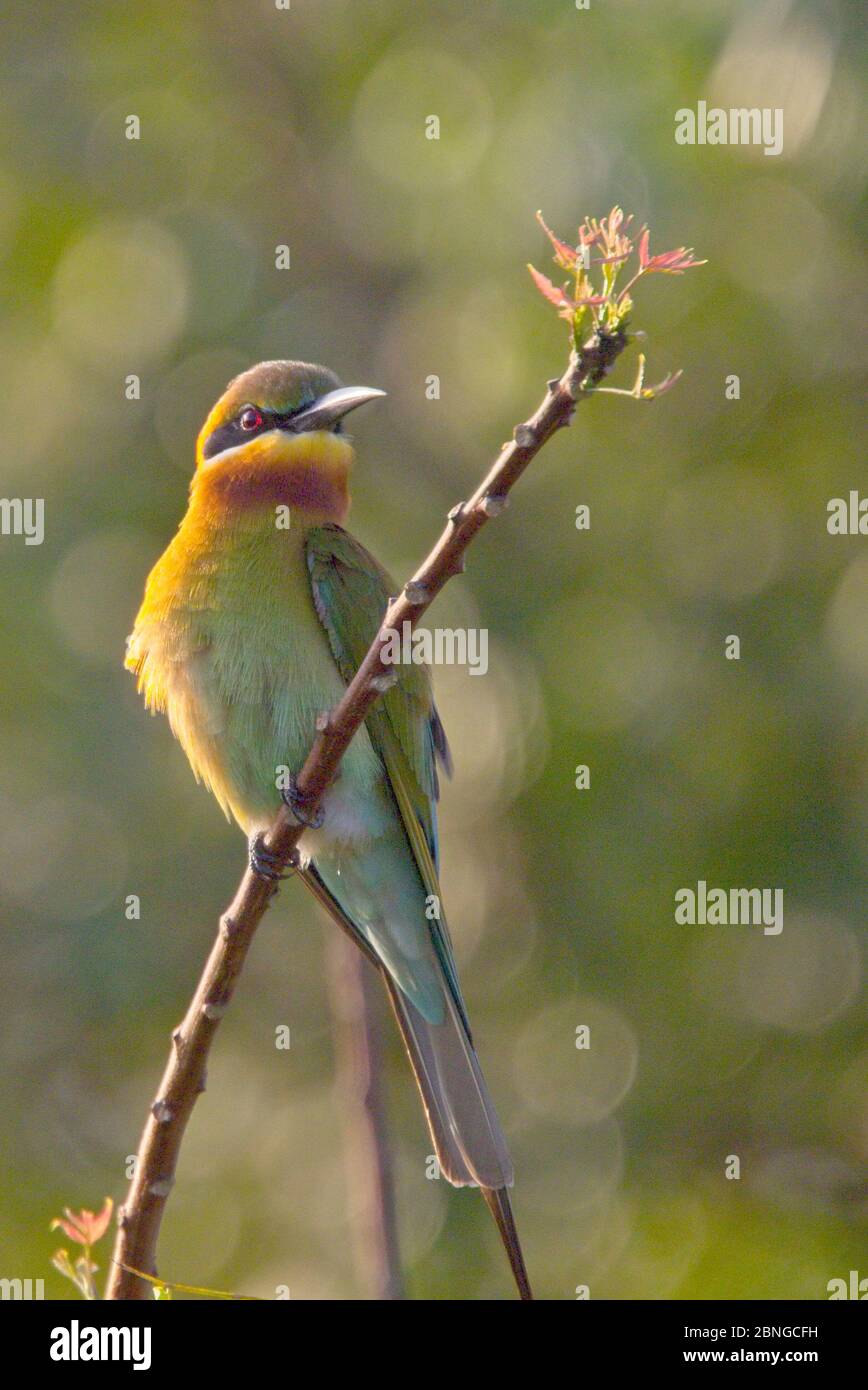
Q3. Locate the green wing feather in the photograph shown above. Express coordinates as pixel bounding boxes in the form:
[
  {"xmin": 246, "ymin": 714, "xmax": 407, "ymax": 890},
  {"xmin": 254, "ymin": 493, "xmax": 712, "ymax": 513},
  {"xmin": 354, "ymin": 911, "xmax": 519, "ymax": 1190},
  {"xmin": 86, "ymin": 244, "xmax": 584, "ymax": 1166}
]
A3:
[{"xmin": 305, "ymin": 523, "xmax": 466, "ymax": 1021}]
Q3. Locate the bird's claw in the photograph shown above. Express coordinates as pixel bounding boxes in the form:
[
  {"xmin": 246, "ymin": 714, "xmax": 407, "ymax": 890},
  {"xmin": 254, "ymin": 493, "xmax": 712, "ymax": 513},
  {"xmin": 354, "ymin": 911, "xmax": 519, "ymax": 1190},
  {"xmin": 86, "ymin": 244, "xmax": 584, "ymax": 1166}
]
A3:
[
  {"xmin": 248, "ymin": 832, "xmax": 293, "ymax": 882},
  {"xmin": 280, "ymin": 775, "xmax": 324, "ymax": 830}
]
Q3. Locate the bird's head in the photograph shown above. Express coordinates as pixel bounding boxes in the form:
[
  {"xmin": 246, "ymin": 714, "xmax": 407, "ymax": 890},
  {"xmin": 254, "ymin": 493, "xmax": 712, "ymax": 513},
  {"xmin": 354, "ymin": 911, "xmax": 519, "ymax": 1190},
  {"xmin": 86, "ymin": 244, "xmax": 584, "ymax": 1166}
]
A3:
[{"xmin": 193, "ymin": 360, "xmax": 385, "ymax": 522}]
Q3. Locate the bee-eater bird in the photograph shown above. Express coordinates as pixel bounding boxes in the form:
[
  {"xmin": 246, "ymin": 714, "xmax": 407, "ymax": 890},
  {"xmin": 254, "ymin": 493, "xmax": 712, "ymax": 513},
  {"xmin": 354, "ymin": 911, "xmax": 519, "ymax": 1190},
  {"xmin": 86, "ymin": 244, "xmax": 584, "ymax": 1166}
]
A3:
[{"xmin": 126, "ymin": 360, "xmax": 531, "ymax": 1300}]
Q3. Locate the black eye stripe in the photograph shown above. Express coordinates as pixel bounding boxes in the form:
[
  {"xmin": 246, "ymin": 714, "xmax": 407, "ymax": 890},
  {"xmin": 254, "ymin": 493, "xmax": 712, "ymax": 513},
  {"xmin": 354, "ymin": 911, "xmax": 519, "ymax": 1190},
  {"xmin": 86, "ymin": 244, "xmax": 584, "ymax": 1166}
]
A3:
[
  {"xmin": 202, "ymin": 402, "xmax": 312, "ymax": 460},
  {"xmin": 202, "ymin": 420, "xmax": 253, "ymax": 459}
]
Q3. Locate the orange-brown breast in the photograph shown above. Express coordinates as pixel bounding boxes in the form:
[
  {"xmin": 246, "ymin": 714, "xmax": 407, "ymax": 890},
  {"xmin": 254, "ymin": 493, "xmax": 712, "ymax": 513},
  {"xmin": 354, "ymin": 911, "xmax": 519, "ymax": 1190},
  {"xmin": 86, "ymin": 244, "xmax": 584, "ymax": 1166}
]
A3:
[{"xmin": 192, "ymin": 429, "xmax": 353, "ymax": 525}]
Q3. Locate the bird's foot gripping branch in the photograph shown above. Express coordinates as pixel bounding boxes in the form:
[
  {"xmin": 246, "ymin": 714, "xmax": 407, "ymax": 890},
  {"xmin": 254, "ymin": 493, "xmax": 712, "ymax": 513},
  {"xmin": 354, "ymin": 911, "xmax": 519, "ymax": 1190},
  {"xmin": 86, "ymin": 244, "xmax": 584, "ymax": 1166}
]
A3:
[{"xmin": 106, "ymin": 210, "xmax": 703, "ymax": 1302}]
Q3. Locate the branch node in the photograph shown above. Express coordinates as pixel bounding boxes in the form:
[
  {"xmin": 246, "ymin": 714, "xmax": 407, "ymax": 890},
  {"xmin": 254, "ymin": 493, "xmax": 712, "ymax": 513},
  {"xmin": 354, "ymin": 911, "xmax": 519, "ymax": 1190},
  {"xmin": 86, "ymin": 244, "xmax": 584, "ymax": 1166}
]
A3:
[
  {"xmin": 148, "ymin": 1179, "xmax": 173, "ymax": 1199},
  {"xmin": 219, "ymin": 914, "xmax": 237, "ymax": 941},
  {"xmin": 151, "ymin": 1099, "xmax": 173, "ymax": 1124},
  {"xmin": 513, "ymin": 424, "xmax": 535, "ymax": 448},
  {"xmin": 447, "ymin": 502, "xmax": 466, "ymax": 525},
  {"xmin": 315, "ymin": 709, "xmax": 333, "ymax": 733},
  {"xmin": 547, "ymin": 377, "xmax": 561, "ymax": 393},
  {"xmin": 404, "ymin": 580, "xmax": 428, "ymax": 605},
  {"xmin": 171, "ymin": 1027, "xmax": 184, "ymax": 1050},
  {"xmin": 201, "ymin": 1001, "xmax": 227, "ymax": 1021},
  {"xmin": 480, "ymin": 493, "xmax": 510, "ymax": 518}
]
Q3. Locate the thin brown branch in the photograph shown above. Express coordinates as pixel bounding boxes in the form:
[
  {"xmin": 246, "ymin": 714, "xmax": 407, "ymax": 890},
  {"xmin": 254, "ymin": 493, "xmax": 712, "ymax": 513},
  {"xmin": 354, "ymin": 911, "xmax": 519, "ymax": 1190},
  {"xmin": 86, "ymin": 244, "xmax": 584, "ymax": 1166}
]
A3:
[
  {"xmin": 326, "ymin": 933, "xmax": 403, "ymax": 1300},
  {"xmin": 105, "ymin": 325, "xmax": 628, "ymax": 1300}
]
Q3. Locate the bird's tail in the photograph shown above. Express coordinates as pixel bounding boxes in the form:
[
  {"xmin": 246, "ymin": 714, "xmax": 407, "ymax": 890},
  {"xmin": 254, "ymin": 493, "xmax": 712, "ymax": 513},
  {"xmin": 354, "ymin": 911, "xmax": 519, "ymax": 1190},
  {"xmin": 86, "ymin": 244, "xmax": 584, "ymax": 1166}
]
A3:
[{"xmin": 383, "ymin": 974, "xmax": 533, "ymax": 1300}]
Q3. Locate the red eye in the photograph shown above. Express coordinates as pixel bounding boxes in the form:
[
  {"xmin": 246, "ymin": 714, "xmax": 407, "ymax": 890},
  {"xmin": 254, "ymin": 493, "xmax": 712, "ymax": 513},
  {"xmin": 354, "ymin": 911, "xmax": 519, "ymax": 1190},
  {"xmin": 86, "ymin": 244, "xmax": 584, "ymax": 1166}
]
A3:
[{"xmin": 239, "ymin": 406, "xmax": 263, "ymax": 431}]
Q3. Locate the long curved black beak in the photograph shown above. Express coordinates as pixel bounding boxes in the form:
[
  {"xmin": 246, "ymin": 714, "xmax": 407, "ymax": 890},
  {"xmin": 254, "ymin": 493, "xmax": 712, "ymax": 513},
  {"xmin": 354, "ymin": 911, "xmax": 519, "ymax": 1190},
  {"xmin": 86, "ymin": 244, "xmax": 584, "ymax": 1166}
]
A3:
[{"xmin": 288, "ymin": 386, "xmax": 386, "ymax": 433}]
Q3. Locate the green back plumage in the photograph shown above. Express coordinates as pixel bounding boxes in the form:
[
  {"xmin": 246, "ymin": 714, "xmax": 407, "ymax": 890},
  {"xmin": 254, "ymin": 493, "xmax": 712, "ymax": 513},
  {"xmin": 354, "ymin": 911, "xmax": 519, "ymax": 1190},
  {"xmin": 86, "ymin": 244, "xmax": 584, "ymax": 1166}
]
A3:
[{"xmin": 305, "ymin": 524, "xmax": 467, "ymax": 1024}]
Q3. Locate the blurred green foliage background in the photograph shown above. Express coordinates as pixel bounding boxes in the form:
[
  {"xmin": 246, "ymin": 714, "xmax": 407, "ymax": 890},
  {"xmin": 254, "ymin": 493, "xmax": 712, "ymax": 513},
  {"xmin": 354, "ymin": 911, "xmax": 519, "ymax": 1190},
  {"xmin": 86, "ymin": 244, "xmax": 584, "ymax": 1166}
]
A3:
[{"xmin": 1, "ymin": 0, "xmax": 866, "ymax": 1300}]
